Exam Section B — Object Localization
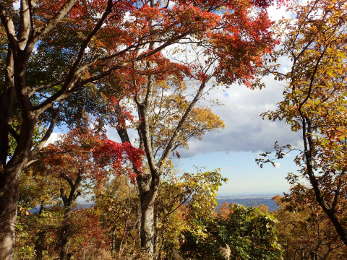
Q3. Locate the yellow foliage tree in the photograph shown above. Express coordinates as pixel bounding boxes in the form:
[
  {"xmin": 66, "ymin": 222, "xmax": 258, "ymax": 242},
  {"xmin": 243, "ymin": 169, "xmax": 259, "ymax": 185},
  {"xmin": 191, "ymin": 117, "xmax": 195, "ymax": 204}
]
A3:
[{"xmin": 260, "ymin": 0, "xmax": 347, "ymax": 245}]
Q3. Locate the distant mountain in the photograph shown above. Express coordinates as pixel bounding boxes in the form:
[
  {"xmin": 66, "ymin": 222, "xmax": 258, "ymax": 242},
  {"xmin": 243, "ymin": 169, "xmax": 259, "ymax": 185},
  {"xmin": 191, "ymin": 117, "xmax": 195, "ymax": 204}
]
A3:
[
  {"xmin": 28, "ymin": 203, "xmax": 93, "ymax": 214},
  {"xmin": 217, "ymin": 198, "xmax": 278, "ymax": 211},
  {"xmin": 29, "ymin": 198, "xmax": 279, "ymax": 215}
]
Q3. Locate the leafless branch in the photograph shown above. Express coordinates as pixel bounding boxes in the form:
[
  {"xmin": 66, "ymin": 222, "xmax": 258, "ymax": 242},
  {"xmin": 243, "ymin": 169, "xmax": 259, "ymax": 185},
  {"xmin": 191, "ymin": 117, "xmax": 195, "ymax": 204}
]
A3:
[{"xmin": 159, "ymin": 79, "xmax": 208, "ymax": 168}]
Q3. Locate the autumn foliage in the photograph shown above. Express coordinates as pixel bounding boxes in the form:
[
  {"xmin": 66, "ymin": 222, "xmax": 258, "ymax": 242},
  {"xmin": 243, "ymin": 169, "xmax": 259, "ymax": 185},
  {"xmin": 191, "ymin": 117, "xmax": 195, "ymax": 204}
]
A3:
[
  {"xmin": 42, "ymin": 128, "xmax": 143, "ymax": 182},
  {"xmin": 1, "ymin": 0, "xmax": 346, "ymax": 259}
]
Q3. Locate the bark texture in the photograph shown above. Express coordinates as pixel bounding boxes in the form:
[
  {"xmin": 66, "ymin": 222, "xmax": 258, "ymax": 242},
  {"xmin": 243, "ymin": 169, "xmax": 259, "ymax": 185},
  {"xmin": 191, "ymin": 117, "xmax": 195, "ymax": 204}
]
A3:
[
  {"xmin": 58, "ymin": 173, "xmax": 81, "ymax": 260},
  {"xmin": 0, "ymin": 170, "xmax": 18, "ymax": 260},
  {"xmin": 137, "ymin": 174, "xmax": 159, "ymax": 257}
]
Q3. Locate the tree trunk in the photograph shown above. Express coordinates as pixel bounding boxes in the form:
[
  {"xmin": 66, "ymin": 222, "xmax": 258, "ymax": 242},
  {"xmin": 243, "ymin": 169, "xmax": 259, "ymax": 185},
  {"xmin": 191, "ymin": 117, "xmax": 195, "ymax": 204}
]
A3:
[
  {"xmin": 0, "ymin": 109, "xmax": 34, "ymax": 259},
  {"xmin": 34, "ymin": 231, "xmax": 46, "ymax": 260},
  {"xmin": 303, "ymin": 119, "xmax": 347, "ymax": 246},
  {"xmin": 307, "ymin": 165, "xmax": 347, "ymax": 245},
  {"xmin": 323, "ymin": 207, "xmax": 347, "ymax": 245},
  {"xmin": 137, "ymin": 174, "xmax": 159, "ymax": 259},
  {"xmin": 0, "ymin": 58, "xmax": 17, "ymax": 259},
  {"xmin": 0, "ymin": 121, "xmax": 34, "ymax": 259},
  {"xmin": 0, "ymin": 119, "xmax": 33, "ymax": 259},
  {"xmin": 58, "ymin": 208, "xmax": 72, "ymax": 260},
  {"xmin": 58, "ymin": 173, "xmax": 81, "ymax": 260},
  {"xmin": 0, "ymin": 169, "xmax": 19, "ymax": 260},
  {"xmin": 139, "ymin": 190, "xmax": 156, "ymax": 257}
]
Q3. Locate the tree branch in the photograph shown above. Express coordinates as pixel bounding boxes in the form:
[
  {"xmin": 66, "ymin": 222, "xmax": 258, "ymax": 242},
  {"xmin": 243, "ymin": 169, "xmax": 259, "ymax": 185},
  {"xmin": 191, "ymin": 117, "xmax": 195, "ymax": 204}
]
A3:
[
  {"xmin": 0, "ymin": 4, "xmax": 18, "ymax": 47},
  {"xmin": 158, "ymin": 80, "xmax": 208, "ymax": 168},
  {"xmin": 8, "ymin": 125, "xmax": 20, "ymax": 143},
  {"xmin": 32, "ymin": 0, "xmax": 114, "ymax": 114},
  {"xmin": 136, "ymin": 98, "xmax": 158, "ymax": 175},
  {"xmin": 18, "ymin": 0, "xmax": 32, "ymax": 50},
  {"xmin": 32, "ymin": 0, "xmax": 78, "ymax": 42},
  {"xmin": 34, "ymin": 109, "xmax": 58, "ymax": 151}
]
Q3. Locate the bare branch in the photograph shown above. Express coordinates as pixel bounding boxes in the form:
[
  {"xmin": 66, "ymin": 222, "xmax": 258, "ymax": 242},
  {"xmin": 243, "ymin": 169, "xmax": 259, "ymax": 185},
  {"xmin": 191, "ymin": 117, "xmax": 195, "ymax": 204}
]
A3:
[
  {"xmin": 159, "ymin": 80, "xmax": 208, "ymax": 168},
  {"xmin": 116, "ymin": 127, "xmax": 131, "ymax": 144},
  {"xmin": 137, "ymin": 100, "xmax": 158, "ymax": 175},
  {"xmin": 34, "ymin": 109, "xmax": 58, "ymax": 151},
  {"xmin": 60, "ymin": 173, "xmax": 74, "ymax": 190},
  {"xmin": 0, "ymin": 4, "xmax": 18, "ymax": 46},
  {"xmin": 29, "ymin": 79, "xmax": 66, "ymax": 97},
  {"xmin": 8, "ymin": 125, "xmax": 20, "ymax": 143},
  {"xmin": 65, "ymin": 0, "xmax": 113, "ymax": 88},
  {"xmin": 18, "ymin": 0, "xmax": 31, "ymax": 50}
]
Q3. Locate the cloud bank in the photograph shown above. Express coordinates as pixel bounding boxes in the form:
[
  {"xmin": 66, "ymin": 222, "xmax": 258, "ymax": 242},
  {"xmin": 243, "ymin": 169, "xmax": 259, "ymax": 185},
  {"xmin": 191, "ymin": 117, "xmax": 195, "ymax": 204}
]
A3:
[{"xmin": 180, "ymin": 76, "xmax": 301, "ymax": 157}]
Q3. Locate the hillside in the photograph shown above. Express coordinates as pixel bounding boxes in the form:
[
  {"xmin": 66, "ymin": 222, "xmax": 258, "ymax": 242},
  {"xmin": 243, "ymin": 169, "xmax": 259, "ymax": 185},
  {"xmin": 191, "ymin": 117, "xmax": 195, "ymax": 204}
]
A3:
[{"xmin": 217, "ymin": 197, "xmax": 278, "ymax": 211}]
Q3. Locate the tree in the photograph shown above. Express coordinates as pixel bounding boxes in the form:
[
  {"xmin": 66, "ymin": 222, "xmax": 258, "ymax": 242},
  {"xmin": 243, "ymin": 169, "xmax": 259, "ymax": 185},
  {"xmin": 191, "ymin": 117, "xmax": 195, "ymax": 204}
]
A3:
[
  {"xmin": 113, "ymin": 72, "xmax": 227, "ymax": 257},
  {"xmin": 0, "ymin": 0, "xmax": 283, "ymax": 257},
  {"xmin": 16, "ymin": 171, "xmax": 111, "ymax": 259},
  {"xmin": 14, "ymin": 125, "xmax": 142, "ymax": 259},
  {"xmin": 33, "ymin": 127, "xmax": 142, "ymax": 259},
  {"xmin": 258, "ymin": 0, "xmax": 347, "ymax": 246},
  {"xmin": 95, "ymin": 175, "xmax": 140, "ymax": 258},
  {"xmin": 108, "ymin": 0, "xmax": 282, "ymax": 255},
  {"xmin": 94, "ymin": 168, "xmax": 227, "ymax": 259},
  {"xmin": 15, "ymin": 168, "xmax": 60, "ymax": 259},
  {"xmin": 273, "ymin": 194, "xmax": 347, "ymax": 259},
  {"xmin": 181, "ymin": 203, "xmax": 283, "ymax": 259},
  {"xmin": 156, "ymin": 169, "xmax": 227, "ymax": 259},
  {"xmin": 0, "ymin": 1, "xmax": 132, "ymax": 257}
]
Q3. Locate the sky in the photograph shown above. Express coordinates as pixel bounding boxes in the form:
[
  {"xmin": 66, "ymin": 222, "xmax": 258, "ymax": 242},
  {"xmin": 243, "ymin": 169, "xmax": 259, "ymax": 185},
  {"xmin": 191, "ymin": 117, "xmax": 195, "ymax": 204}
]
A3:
[
  {"xmin": 173, "ymin": 78, "xmax": 300, "ymax": 196},
  {"xmin": 48, "ymin": 4, "xmax": 298, "ymax": 197}
]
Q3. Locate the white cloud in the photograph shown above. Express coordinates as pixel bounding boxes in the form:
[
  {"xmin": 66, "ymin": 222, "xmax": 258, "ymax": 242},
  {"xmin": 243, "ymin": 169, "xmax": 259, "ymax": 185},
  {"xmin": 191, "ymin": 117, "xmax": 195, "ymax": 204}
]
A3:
[{"xmin": 179, "ymin": 76, "xmax": 301, "ymax": 157}]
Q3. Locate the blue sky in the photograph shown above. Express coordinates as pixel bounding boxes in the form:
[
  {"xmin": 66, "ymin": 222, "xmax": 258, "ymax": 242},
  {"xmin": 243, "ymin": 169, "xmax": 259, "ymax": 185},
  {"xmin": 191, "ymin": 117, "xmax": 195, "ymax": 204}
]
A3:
[{"xmin": 174, "ymin": 151, "xmax": 296, "ymax": 196}]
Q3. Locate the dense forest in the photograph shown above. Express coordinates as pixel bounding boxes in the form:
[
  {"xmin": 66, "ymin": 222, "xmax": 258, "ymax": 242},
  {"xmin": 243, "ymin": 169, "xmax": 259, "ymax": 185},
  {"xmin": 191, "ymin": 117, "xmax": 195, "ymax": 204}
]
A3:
[{"xmin": 0, "ymin": 0, "xmax": 346, "ymax": 259}]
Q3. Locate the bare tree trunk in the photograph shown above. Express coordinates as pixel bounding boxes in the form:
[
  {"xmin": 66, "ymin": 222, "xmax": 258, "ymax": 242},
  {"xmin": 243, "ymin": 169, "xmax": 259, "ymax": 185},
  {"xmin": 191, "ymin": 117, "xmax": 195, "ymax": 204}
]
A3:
[
  {"xmin": 116, "ymin": 115, "xmax": 160, "ymax": 258},
  {"xmin": 34, "ymin": 230, "xmax": 46, "ymax": 260},
  {"xmin": 0, "ymin": 50, "xmax": 18, "ymax": 260},
  {"xmin": 137, "ymin": 174, "xmax": 159, "ymax": 259},
  {"xmin": 302, "ymin": 118, "xmax": 347, "ymax": 246},
  {"xmin": 58, "ymin": 209, "xmax": 71, "ymax": 260},
  {"xmin": 0, "ymin": 118, "xmax": 34, "ymax": 259},
  {"xmin": 58, "ymin": 173, "xmax": 81, "ymax": 260},
  {"xmin": 0, "ymin": 169, "xmax": 19, "ymax": 260}
]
